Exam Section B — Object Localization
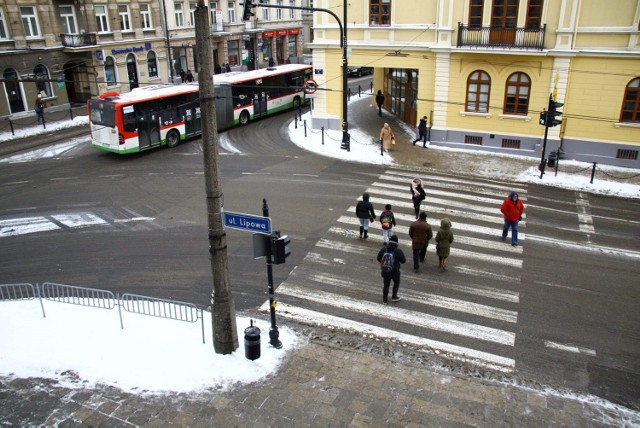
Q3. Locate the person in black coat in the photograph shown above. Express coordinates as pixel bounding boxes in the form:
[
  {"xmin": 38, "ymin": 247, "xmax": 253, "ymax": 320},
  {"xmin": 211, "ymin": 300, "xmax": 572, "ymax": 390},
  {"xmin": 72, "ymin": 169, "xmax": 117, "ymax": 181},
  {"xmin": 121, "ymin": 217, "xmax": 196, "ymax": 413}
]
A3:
[
  {"xmin": 413, "ymin": 116, "xmax": 428, "ymax": 147},
  {"xmin": 355, "ymin": 192, "xmax": 376, "ymax": 239},
  {"xmin": 376, "ymin": 235, "xmax": 407, "ymax": 304},
  {"xmin": 410, "ymin": 178, "xmax": 426, "ymax": 219},
  {"xmin": 375, "ymin": 90, "xmax": 384, "ymax": 116}
]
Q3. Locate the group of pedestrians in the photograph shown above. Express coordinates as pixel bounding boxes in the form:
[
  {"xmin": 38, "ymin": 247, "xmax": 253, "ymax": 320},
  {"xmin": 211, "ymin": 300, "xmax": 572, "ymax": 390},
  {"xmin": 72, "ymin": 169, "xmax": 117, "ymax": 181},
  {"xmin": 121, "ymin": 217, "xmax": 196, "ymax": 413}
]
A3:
[{"xmin": 356, "ymin": 178, "xmax": 525, "ymax": 305}]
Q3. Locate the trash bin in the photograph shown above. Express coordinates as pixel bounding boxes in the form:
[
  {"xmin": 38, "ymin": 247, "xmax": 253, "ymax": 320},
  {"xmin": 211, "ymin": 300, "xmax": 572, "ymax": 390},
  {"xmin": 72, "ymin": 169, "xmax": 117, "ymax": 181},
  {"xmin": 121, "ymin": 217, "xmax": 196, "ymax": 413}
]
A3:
[
  {"xmin": 244, "ymin": 320, "xmax": 261, "ymax": 361},
  {"xmin": 548, "ymin": 152, "xmax": 557, "ymax": 168}
]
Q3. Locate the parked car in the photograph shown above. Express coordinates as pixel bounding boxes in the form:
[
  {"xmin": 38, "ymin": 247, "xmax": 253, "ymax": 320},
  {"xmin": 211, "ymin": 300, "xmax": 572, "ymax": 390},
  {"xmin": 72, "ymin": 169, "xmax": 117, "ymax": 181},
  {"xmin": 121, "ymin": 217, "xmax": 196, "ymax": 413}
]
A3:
[{"xmin": 347, "ymin": 66, "xmax": 373, "ymax": 77}]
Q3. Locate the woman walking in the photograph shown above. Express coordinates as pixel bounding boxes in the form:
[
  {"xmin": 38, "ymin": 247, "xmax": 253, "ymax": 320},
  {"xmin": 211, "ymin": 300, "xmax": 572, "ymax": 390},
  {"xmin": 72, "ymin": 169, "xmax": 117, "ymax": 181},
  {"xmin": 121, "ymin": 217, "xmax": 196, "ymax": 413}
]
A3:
[
  {"xmin": 355, "ymin": 192, "xmax": 376, "ymax": 240},
  {"xmin": 435, "ymin": 218, "xmax": 454, "ymax": 271},
  {"xmin": 380, "ymin": 123, "xmax": 395, "ymax": 152},
  {"xmin": 410, "ymin": 177, "xmax": 426, "ymax": 219}
]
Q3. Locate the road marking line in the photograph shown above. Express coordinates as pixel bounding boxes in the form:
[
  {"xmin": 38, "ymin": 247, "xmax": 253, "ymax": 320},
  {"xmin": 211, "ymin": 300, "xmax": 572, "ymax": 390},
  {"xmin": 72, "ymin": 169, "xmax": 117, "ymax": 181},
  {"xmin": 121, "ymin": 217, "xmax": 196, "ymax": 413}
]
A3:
[
  {"xmin": 51, "ymin": 213, "xmax": 108, "ymax": 228},
  {"xmin": 114, "ymin": 217, "xmax": 156, "ymax": 223},
  {"xmin": 371, "ymin": 182, "xmax": 506, "ymax": 206},
  {"xmin": 576, "ymin": 192, "xmax": 595, "ymax": 236},
  {"xmin": 0, "ymin": 216, "xmax": 60, "ymax": 237},
  {"xmin": 544, "ymin": 340, "xmax": 596, "ymax": 356},
  {"xmin": 260, "ymin": 301, "xmax": 515, "ymax": 372}
]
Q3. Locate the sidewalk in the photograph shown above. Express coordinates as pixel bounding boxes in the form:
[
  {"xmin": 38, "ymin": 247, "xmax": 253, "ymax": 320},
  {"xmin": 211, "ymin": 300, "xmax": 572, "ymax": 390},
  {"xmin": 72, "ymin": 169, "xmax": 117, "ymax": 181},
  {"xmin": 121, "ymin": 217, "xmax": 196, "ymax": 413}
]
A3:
[{"xmin": 1, "ymin": 103, "xmax": 639, "ymax": 426}]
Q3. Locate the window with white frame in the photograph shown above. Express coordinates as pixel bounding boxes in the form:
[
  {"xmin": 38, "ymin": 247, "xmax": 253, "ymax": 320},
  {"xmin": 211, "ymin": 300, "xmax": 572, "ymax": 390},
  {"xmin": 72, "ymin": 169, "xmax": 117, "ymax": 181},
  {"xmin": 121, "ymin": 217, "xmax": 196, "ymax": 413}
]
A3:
[
  {"xmin": 210, "ymin": 2, "xmax": 218, "ymax": 24},
  {"xmin": 59, "ymin": 5, "xmax": 77, "ymax": 34},
  {"xmin": 276, "ymin": 0, "xmax": 283, "ymax": 20},
  {"xmin": 289, "ymin": 0, "xmax": 295, "ymax": 19},
  {"xmin": 228, "ymin": 2, "xmax": 235, "ymax": 23},
  {"xmin": 118, "ymin": 5, "xmax": 132, "ymax": 31},
  {"xmin": 0, "ymin": 9, "xmax": 10, "ymax": 39},
  {"xmin": 140, "ymin": 4, "xmax": 153, "ymax": 29},
  {"xmin": 34, "ymin": 64, "xmax": 52, "ymax": 97},
  {"xmin": 175, "ymin": 2, "xmax": 185, "ymax": 27},
  {"xmin": 262, "ymin": 6, "xmax": 269, "ymax": 21},
  {"xmin": 105, "ymin": 56, "xmax": 117, "ymax": 86},
  {"xmin": 95, "ymin": 5, "xmax": 110, "ymax": 33},
  {"xmin": 189, "ymin": 2, "xmax": 197, "ymax": 26},
  {"xmin": 147, "ymin": 51, "xmax": 159, "ymax": 78},
  {"xmin": 20, "ymin": 6, "xmax": 40, "ymax": 38}
]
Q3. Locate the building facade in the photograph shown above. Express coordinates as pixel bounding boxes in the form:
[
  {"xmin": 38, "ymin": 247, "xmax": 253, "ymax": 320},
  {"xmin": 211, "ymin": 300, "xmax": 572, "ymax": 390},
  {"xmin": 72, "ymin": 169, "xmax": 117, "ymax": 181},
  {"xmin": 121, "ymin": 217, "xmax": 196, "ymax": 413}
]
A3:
[
  {"xmin": 310, "ymin": 0, "xmax": 640, "ymax": 167},
  {"xmin": 0, "ymin": 0, "xmax": 304, "ymax": 118}
]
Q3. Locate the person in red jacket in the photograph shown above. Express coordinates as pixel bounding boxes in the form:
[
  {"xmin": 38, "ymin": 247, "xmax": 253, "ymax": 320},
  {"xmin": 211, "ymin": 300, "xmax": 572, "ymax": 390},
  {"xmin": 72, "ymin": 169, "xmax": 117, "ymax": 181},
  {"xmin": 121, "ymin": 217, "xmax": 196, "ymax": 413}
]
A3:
[{"xmin": 501, "ymin": 191, "xmax": 524, "ymax": 246}]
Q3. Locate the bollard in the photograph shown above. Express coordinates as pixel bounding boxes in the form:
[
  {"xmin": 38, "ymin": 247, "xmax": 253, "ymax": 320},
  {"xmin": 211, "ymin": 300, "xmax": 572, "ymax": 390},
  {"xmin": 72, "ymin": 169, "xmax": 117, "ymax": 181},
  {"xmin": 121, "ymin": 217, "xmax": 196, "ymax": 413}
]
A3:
[
  {"xmin": 358, "ymin": 85, "xmax": 361, "ymax": 97},
  {"xmin": 321, "ymin": 126, "xmax": 324, "ymax": 145},
  {"xmin": 590, "ymin": 162, "xmax": 597, "ymax": 184},
  {"xmin": 348, "ymin": 87, "xmax": 351, "ymax": 101},
  {"xmin": 69, "ymin": 106, "xmax": 74, "ymax": 120},
  {"xmin": 294, "ymin": 113, "xmax": 297, "ymax": 129},
  {"xmin": 304, "ymin": 119, "xmax": 307, "ymax": 137},
  {"xmin": 380, "ymin": 139, "xmax": 383, "ymax": 156},
  {"xmin": 244, "ymin": 319, "xmax": 261, "ymax": 361}
]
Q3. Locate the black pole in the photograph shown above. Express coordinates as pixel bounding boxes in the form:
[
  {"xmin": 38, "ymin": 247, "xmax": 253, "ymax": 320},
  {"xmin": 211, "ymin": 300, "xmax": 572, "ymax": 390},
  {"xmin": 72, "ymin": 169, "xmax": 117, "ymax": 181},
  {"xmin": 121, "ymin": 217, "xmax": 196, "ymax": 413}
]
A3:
[
  {"xmin": 262, "ymin": 198, "xmax": 282, "ymax": 349},
  {"xmin": 539, "ymin": 110, "xmax": 549, "ymax": 179},
  {"xmin": 590, "ymin": 162, "xmax": 597, "ymax": 184},
  {"xmin": 380, "ymin": 139, "xmax": 383, "ymax": 156}
]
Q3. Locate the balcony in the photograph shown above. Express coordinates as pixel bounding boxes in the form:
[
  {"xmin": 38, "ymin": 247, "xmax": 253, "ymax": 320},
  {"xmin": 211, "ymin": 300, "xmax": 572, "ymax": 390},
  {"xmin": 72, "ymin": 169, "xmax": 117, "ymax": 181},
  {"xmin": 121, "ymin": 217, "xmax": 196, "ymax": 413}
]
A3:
[
  {"xmin": 457, "ymin": 23, "xmax": 545, "ymax": 50},
  {"xmin": 60, "ymin": 33, "xmax": 97, "ymax": 48}
]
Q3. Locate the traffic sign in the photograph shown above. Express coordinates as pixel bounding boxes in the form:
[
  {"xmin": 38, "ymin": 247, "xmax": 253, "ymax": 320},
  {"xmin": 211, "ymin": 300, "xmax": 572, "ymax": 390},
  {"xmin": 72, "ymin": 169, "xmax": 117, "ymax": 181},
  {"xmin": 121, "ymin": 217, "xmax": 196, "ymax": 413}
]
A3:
[
  {"xmin": 304, "ymin": 79, "xmax": 318, "ymax": 94},
  {"xmin": 224, "ymin": 211, "xmax": 272, "ymax": 234}
]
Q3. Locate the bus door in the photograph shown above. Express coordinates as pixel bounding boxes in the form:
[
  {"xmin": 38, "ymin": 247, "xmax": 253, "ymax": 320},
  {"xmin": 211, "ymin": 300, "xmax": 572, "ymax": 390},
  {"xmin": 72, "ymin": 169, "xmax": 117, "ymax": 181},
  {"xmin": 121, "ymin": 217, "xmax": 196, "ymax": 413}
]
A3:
[
  {"xmin": 253, "ymin": 92, "xmax": 268, "ymax": 117},
  {"xmin": 136, "ymin": 111, "xmax": 160, "ymax": 150}
]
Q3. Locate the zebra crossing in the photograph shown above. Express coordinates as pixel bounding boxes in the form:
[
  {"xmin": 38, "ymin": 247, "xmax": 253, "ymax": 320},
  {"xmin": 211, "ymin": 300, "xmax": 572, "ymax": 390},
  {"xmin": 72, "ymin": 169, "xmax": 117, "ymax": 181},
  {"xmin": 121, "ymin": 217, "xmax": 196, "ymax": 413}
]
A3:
[{"xmin": 261, "ymin": 169, "xmax": 527, "ymax": 373}]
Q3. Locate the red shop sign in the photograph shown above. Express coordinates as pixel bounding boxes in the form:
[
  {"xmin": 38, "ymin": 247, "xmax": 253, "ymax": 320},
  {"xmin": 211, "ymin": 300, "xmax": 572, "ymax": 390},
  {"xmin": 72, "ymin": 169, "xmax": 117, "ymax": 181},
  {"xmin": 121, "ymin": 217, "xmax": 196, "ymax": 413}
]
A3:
[
  {"xmin": 288, "ymin": 28, "xmax": 300, "ymax": 35},
  {"xmin": 276, "ymin": 30, "xmax": 288, "ymax": 36},
  {"xmin": 262, "ymin": 31, "xmax": 275, "ymax": 38}
]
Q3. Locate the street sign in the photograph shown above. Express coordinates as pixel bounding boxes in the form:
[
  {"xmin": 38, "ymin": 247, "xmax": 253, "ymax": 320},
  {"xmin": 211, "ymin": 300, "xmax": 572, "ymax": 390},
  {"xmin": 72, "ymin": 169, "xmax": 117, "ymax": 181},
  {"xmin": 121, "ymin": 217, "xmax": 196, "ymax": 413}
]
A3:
[
  {"xmin": 224, "ymin": 211, "xmax": 272, "ymax": 234},
  {"xmin": 304, "ymin": 79, "xmax": 317, "ymax": 94}
]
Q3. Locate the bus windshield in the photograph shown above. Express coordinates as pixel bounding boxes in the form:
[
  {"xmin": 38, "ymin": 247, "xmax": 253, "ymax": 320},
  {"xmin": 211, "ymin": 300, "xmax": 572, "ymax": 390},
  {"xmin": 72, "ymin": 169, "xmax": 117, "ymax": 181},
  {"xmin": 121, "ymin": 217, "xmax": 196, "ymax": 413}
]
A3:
[{"xmin": 88, "ymin": 100, "xmax": 117, "ymax": 127}]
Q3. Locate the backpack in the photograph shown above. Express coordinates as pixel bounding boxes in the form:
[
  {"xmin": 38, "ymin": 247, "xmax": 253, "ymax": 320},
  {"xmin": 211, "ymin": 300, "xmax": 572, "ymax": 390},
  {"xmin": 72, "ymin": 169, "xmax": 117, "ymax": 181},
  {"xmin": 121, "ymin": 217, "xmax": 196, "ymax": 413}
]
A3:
[
  {"xmin": 380, "ymin": 212, "xmax": 393, "ymax": 229},
  {"xmin": 380, "ymin": 249, "xmax": 395, "ymax": 273}
]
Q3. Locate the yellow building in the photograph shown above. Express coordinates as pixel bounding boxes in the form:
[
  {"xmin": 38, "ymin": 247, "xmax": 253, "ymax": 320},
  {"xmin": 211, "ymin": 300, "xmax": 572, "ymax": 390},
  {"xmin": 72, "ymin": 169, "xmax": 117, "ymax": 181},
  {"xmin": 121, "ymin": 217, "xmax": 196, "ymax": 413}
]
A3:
[{"xmin": 310, "ymin": 0, "xmax": 640, "ymax": 167}]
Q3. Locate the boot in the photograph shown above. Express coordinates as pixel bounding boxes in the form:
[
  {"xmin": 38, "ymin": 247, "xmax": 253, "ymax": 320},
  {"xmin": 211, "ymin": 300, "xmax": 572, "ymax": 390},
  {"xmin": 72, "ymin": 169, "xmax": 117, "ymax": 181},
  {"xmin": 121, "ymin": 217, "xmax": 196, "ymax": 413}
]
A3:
[
  {"xmin": 364, "ymin": 229, "xmax": 368, "ymax": 239},
  {"xmin": 359, "ymin": 226, "xmax": 364, "ymax": 239}
]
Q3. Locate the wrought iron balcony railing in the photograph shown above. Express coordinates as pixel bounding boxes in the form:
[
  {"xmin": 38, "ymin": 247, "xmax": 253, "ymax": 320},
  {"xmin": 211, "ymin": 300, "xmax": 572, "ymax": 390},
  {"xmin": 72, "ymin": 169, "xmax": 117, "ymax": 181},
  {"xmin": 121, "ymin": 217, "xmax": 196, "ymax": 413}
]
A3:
[
  {"xmin": 457, "ymin": 23, "xmax": 546, "ymax": 50},
  {"xmin": 60, "ymin": 33, "xmax": 97, "ymax": 48}
]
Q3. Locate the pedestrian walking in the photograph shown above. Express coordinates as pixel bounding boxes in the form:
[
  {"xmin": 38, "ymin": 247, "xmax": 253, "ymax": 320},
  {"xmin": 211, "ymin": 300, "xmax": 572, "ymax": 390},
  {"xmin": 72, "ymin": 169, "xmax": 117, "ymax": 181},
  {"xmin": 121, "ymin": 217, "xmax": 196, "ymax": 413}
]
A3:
[
  {"xmin": 379, "ymin": 204, "xmax": 397, "ymax": 244},
  {"xmin": 413, "ymin": 116, "xmax": 428, "ymax": 147},
  {"xmin": 185, "ymin": 69, "xmax": 194, "ymax": 82},
  {"xmin": 500, "ymin": 191, "xmax": 524, "ymax": 246},
  {"xmin": 34, "ymin": 95, "xmax": 45, "ymax": 125},
  {"xmin": 376, "ymin": 235, "xmax": 407, "ymax": 304},
  {"xmin": 380, "ymin": 123, "xmax": 395, "ymax": 152},
  {"xmin": 375, "ymin": 90, "xmax": 384, "ymax": 116},
  {"xmin": 179, "ymin": 69, "xmax": 186, "ymax": 82},
  {"xmin": 355, "ymin": 192, "xmax": 376, "ymax": 240},
  {"xmin": 408, "ymin": 211, "xmax": 433, "ymax": 273},
  {"xmin": 410, "ymin": 177, "xmax": 426, "ymax": 219},
  {"xmin": 269, "ymin": 57, "xmax": 276, "ymax": 67},
  {"xmin": 225, "ymin": 63, "xmax": 232, "ymax": 73},
  {"xmin": 435, "ymin": 218, "xmax": 454, "ymax": 271}
]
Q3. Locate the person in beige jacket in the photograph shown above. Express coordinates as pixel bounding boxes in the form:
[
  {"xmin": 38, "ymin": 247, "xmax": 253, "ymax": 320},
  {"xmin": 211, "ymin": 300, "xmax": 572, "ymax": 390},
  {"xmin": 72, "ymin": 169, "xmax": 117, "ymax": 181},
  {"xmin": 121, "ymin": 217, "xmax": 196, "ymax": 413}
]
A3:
[{"xmin": 380, "ymin": 123, "xmax": 394, "ymax": 152}]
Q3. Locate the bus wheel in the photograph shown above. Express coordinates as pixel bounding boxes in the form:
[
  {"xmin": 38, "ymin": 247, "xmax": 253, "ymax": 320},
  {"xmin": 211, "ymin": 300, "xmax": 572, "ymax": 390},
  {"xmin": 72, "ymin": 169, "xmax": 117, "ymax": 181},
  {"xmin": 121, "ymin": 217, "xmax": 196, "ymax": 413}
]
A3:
[
  {"xmin": 293, "ymin": 96, "xmax": 301, "ymax": 110},
  {"xmin": 239, "ymin": 110, "xmax": 250, "ymax": 126},
  {"xmin": 166, "ymin": 129, "xmax": 180, "ymax": 148}
]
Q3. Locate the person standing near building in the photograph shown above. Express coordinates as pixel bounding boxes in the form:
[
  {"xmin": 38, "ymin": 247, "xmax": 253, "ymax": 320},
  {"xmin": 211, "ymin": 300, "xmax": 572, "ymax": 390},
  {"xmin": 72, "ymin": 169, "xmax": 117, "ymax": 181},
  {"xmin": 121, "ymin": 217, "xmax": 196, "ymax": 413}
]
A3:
[
  {"xmin": 355, "ymin": 192, "xmax": 376, "ymax": 240},
  {"xmin": 375, "ymin": 90, "xmax": 384, "ymax": 116},
  {"xmin": 435, "ymin": 218, "xmax": 454, "ymax": 271},
  {"xmin": 413, "ymin": 116, "xmax": 428, "ymax": 147},
  {"xmin": 501, "ymin": 191, "xmax": 524, "ymax": 246},
  {"xmin": 380, "ymin": 123, "xmax": 395, "ymax": 152},
  {"xmin": 379, "ymin": 204, "xmax": 397, "ymax": 244},
  {"xmin": 408, "ymin": 211, "xmax": 433, "ymax": 273},
  {"xmin": 185, "ymin": 70, "xmax": 194, "ymax": 82},
  {"xmin": 34, "ymin": 95, "xmax": 45, "ymax": 125},
  {"xmin": 376, "ymin": 235, "xmax": 406, "ymax": 304},
  {"xmin": 410, "ymin": 177, "xmax": 426, "ymax": 219}
]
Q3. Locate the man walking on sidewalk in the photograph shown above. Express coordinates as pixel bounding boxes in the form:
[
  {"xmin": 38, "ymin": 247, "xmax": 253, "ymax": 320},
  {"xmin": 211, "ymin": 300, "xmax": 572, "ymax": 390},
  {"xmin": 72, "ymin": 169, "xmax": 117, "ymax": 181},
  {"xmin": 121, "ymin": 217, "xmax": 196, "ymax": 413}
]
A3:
[
  {"xmin": 377, "ymin": 235, "xmax": 406, "ymax": 304},
  {"xmin": 408, "ymin": 211, "xmax": 433, "ymax": 273},
  {"xmin": 413, "ymin": 116, "xmax": 428, "ymax": 147}
]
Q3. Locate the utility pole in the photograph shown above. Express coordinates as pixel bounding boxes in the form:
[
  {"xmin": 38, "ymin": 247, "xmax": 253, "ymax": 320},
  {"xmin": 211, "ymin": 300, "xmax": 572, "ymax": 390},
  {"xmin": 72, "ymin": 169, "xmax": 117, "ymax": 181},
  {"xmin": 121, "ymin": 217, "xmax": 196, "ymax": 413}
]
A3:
[{"xmin": 195, "ymin": 0, "xmax": 238, "ymax": 354}]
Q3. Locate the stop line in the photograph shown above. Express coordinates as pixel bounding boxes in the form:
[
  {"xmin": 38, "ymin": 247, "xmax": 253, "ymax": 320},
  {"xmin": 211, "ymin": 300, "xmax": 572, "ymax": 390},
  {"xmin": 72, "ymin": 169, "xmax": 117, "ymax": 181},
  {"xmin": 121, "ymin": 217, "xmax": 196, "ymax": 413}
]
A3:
[{"xmin": 262, "ymin": 168, "xmax": 525, "ymax": 372}]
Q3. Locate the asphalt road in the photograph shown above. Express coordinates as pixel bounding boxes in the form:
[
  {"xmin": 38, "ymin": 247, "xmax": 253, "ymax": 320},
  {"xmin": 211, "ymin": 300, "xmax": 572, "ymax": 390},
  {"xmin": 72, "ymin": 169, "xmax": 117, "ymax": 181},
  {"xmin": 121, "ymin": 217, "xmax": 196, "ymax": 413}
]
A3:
[{"xmin": 1, "ymin": 108, "xmax": 639, "ymax": 410}]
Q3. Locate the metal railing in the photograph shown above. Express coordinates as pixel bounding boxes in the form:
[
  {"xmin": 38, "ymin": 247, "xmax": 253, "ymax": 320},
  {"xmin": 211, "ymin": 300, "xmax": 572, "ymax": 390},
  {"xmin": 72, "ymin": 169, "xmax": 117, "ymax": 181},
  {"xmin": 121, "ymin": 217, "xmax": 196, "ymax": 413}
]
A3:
[
  {"xmin": 41, "ymin": 282, "xmax": 117, "ymax": 309},
  {"xmin": 0, "ymin": 283, "xmax": 45, "ymax": 316},
  {"xmin": 457, "ymin": 23, "xmax": 546, "ymax": 50},
  {"xmin": 60, "ymin": 32, "xmax": 97, "ymax": 47}
]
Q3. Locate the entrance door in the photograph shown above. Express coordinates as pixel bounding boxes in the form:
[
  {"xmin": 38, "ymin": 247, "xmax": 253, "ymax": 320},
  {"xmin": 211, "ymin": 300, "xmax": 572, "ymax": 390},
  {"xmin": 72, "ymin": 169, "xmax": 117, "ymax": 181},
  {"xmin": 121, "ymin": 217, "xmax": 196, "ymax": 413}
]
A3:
[
  {"xmin": 3, "ymin": 68, "xmax": 25, "ymax": 114},
  {"xmin": 127, "ymin": 54, "xmax": 139, "ymax": 90},
  {"xmin": 253, "ymin": 92, "xmax": 268, "ymax": 117},
  {"xmin": 136, "ymin": 111, "xmax": 159, "ymax": 150},
  {"xmin": 490, "ymin": 0, "xmax": 518, "ymax": 45}
]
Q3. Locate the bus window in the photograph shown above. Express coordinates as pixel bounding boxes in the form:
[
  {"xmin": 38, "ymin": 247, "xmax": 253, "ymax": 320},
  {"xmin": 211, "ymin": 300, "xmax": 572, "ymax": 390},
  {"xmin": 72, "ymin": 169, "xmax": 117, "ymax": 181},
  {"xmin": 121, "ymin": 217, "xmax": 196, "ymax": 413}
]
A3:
[
  {"xmin": 123, "ymin": 106, "xmax": 137, "ymax": 132},
  {"xmin": 88, "ymin": 100, "xmax": 116, "ymax": 127}
]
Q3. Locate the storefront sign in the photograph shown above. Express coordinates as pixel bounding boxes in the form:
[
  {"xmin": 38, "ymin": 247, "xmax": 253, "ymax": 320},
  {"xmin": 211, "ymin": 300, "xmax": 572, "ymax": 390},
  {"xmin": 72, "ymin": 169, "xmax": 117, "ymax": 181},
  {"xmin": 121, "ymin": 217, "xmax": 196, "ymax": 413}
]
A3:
[
  {"xmin": 288, "ymin": 28, "xmax": 300, "ymax": 35},
  {"xmin": 262, "ymin": 31, "xmax": 275, "ymax": 38},
  {"xmin": 276, "ymin": 30, "xmax": 288, "ymax": 36}
]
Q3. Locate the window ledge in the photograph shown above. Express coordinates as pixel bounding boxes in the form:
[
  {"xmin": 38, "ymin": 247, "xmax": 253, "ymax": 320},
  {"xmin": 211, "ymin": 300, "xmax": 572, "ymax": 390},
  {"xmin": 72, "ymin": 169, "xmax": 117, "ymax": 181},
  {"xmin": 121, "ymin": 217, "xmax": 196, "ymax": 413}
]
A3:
[
  {"xmin": 460, "ymin": 111, "xmax": 491, "ymax": 118},
  {"xmin": 614, "ymin": 121, "xmax": 640, "ymax": 128},
  {"xmin": 498, "ymin": 114, "xmax": 530, "ymax": 122}
]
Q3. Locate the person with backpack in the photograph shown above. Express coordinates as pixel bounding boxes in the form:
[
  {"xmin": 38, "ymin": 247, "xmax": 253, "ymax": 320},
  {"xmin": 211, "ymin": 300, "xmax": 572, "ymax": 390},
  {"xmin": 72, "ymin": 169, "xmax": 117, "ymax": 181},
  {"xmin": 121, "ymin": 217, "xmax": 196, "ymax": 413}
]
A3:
[
  {"xmin": 355, "ymin": 192, "xmax": 376, "ymax": 240},
  {"xmin": 435, "ymin": 218, "xmax": 454, "ymax": 271},
  {"xmin": 410, "ymin": 177, "xmax": 426, "ymax": 219},
  {"xmin": 376, "ymin": 235, "xmax": 406, "ymax": 304},
  {"xmin": 379, "ymin": 204, "xmax": 396, "ymax": 244},
  {"xmin": 408, "ymin": 211, "xmax": 433, "ymax": 273}
]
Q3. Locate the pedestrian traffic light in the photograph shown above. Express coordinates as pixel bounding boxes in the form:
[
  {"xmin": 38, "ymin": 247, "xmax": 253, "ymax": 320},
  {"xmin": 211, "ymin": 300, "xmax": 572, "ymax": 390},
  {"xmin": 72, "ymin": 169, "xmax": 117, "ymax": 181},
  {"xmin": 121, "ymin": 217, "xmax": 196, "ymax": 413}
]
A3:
[
  {"xmin": 547, "ymin": 97, "xmax": 563, "ymax": 128},
  {"xmin": 241, "ymin": 1, "xmax": 255, "ymax": 21},
  {"xmin": 271, "ymin": 235, "xmax": 291, "ymax": 264},
  {"xmin": 539, "ymin": 110, "xmax": 547, "ymax": 126}
]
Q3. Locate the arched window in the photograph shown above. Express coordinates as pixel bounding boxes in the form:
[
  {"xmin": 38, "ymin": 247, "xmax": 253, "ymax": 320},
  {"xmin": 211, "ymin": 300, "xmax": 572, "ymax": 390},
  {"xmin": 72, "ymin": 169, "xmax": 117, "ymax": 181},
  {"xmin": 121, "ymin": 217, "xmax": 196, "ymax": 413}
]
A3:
[
  {"xmin": 34, "ymin": 64, "xmax": 52, "ymax": 97},
  {"xmin": 504, "ymin": 72, "xmax": 530, "ymax": 115},
  {"xmin": 147, "ymin": 51, "xmax": 158, "ymax": 78},
  {"xmin": 104, "ymin": 56, "xmax": 117, "ymax": 86},
  {"xmin": 620, "ymin": 77, "xmax": 640, "ymax": 123},
  {"xmin": 466, "ymin": 70, "xmax": 491, "ymax": 113}
]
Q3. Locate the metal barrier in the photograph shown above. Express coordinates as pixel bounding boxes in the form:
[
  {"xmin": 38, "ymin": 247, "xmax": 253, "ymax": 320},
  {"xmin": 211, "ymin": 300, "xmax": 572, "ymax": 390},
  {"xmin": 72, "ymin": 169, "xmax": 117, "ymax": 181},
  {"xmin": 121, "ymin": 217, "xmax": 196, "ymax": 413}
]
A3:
[
  {"xmin": 0, "ymin": 283, "xmax": 45, "ymax": 317},
  {"xmin": 119, "ymin": 293, "xmax": 205, "ymax": 344},
  {"xmin": 41, "ymin": 282, "xmax": 117, "ymax": 309}
]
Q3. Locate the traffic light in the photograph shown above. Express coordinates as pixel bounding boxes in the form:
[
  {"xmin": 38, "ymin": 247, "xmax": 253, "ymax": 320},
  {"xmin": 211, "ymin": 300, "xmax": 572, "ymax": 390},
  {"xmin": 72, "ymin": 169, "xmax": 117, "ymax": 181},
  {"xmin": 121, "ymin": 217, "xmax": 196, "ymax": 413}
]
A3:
[
  {"xmin": 547, "ymin": 97, "xmax": 563, "ymax": 128},
  {"xmin": 241, "ymin": 1, "xmax": 255, "ymax": 21},
  {"xmin": 271, "ymin": 235, "xmax": 291, "ymax": 264},
  {"xmin": 539, "ymin": 110, "xmax": 547, "ymax": 126}
]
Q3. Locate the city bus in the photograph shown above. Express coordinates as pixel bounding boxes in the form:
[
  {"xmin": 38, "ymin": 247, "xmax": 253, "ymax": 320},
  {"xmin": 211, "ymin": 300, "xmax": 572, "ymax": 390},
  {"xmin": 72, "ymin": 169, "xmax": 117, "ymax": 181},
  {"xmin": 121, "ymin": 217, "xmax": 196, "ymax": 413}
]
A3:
[{"xmin": 88, "ymin": 63, "xmax": 312, "ymax": 154}]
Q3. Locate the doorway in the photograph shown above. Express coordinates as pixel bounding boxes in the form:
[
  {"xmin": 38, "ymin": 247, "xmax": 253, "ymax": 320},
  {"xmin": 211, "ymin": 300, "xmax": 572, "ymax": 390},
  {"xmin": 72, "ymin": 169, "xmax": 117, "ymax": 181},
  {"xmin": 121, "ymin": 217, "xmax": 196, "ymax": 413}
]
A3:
[
  {"xmin": 490, "ymin": 0, "xmax": 518, "ymax": 45},
  {"xmin": 127, "ymin": 54, "xmax": 139, "ymax": 90}
]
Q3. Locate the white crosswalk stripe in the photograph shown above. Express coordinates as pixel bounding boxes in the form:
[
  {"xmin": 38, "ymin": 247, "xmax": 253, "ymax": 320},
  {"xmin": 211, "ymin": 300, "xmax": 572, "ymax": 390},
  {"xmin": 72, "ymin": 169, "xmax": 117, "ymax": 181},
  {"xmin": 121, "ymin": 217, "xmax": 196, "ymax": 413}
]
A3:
[{"xmin": 263, "ymin": 168, "xmax": 526, "ymax": 372}]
